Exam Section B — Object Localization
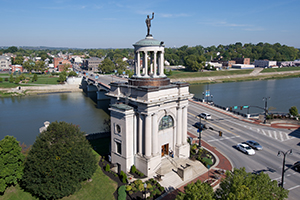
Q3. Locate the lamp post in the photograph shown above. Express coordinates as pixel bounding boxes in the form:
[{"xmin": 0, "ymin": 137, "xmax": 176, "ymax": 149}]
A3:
[
  {"xmin": 263, "ymin": 97, "xmax": 270, "ymax": 124},
  {"xmin": 198, "ymin": 116, "xmax": 202, "ymax": 147},
  {"xmin": 277, "ymin": 149, "xmax": 292, "ymax": 188},
  {"xmin": 202, "ymin": 92, "xmax": 205, "ymax": 103},
  {"xmin": 144, "ymin": 183, "xmax": 147, "ymax": 199},
  {"xmin": 211, "ymin": 95, "xmax": 213, "ymax": 104}
]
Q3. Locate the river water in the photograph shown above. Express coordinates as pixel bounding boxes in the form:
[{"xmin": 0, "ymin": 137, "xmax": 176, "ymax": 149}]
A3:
[{"xmin": 1, "ymin": 77, "xmax": 299, "ymax": 145}]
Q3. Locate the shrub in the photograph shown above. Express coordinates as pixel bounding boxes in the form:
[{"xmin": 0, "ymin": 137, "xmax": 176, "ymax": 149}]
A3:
[
  {"xmin": 118, "ymin": 185, "xmax": 126, "ymax": 200},
  {"xmin": 159, "ymin": 186, "xmax": 164, "ymax": 192},
  {"xmin": 105, "ymin": 164, "xmax": 110, "ymax": 172},
  {"xmin": 5, "ymin": 77, "xmax": 8, "ymax": 81},
  {"xmin": 140, "ymin": 172, "xmax": 144, "ymax": 177},
  {"xmin": 147, "ymin": 183, "xmax": 152, "ymax": 190},
  {"xmin": 129, "ymin": 191, "xmax": 133, "ymax": 195},
  {"xmin": 126, "ymin": 185, "xmax": 132, "ymax": 191},
  {"xmin": 14, "ymin": 77, "xmax": 20, "ymax": 84},
  {"xmin": 138, "ymin": 183, "xmax": 144, "ymax": 192},
  {"xmin": 0, "ymin": 77, "xmax": 2, "ymax": 82},
  {"xmin": 131, "ymin": 165, "xmax": 137, "ymax": 174}
]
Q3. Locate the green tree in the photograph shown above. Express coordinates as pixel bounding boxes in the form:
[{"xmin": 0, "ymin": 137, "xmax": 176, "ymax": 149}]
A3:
[
  {"xmin": 289, "ymin": 106, "xmax": 298, "ymax": 116},
  {"xmin": 98, "ymin": 58, "xmax": 115, "ymax": 74},
  {"xmin": 215, "ymin": 167, "xmax": 288, "ymax": 200},
  {"xmin": 14, "ymin": 56, "xmax": 24, "ymax": 65},
  {"xmin": 23, "ymin": 60, "xmax": 35, "ymax": 72},
  {"xmin": 176, "ymin": 180, "xmax": 214, "ymax": 200},
  {"xmin": 184, "ymin": 54, "xmax": 206, "ymax": 71},
  {"xmin": 21, "ymin": 121, "xmax": 97, "ymax": 199},
  {"xmin": 32, "ymin": 74, "xmax": 38, "ymax": 82},
  {"xmin": 58, "ymin": 73, "xmax": 66, "ymax": 83},
  {"xmin": 0, "ymin": 136, "xmax": 25, "ymax": 193},
  {"xmin": 9, "ymin": 74, "xmax": 14, "ymax": 83},
  {"xmin": 68, "ymin": 71, "xmax": 77, "ymax": 77}
]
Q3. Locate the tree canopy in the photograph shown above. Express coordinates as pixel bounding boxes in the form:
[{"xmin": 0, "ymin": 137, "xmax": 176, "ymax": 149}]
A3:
[
  {"xmin": 215, "ymin": 167, "xmax": 288, "ymax": 200},
  {"xmin": 21, "ymin": 121, "xmax": 97, "ymax": 199},
  {"xmin": 176, "ymin": 180, "xmax": 214, "ymax": 200},
  {"xmin": 0, "ymin": 136, "xmax": 25, "ymax": 193},
  {"xmin": 176, "ymin": 167, "xmax": 288, "ymax": 200},
  {"xmin": 289, "ymin": 106, "xmax": 298, "ymax": 116}
]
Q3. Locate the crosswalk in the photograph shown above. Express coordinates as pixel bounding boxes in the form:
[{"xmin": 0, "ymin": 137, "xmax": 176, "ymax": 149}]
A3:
[{"xmin": 245, "ymin": 126, "xmax": 296, "ymax": 142}]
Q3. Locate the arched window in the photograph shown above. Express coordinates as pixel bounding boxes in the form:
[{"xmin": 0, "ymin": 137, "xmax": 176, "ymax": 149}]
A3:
[{"xmin": 159, "ymin": 115, "xmax": 174, "ymax": 130}]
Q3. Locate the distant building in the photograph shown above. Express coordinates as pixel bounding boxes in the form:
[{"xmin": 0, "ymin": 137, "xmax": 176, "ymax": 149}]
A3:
[
  {"xmin": 82, "ymin": 57, "xmax": 103, "ymax": 72},
  {"xmin": 278, "ymin": 61, "xmax": 300, "ymax": 67},
  {"xmin": 231, "ymin": 64, "xmax": 255, "ymax": 69},
  {"xmin": 254, "ymin": 60, "xmax": 277, "ymax": 68},
  {"xmin": 0, "ymin": 55, "xmax": 11, "ymax": 71},
  {"xmin": 53, "ymin": 57, "xmax": 71, "ymax": 69},
  {"xmin": 233, "ymin": 57, "xmax": 250, "ymax": 65},
  {"xmin": 11, "ymin": 65, "xmax": 23, "ymax": 72}
]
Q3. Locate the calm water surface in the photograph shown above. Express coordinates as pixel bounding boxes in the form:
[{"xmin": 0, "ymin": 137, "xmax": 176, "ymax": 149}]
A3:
[
  {"xmin": 189, "ymin": 77, "xmax": 300, "ymax": 114},
  {"xmin": 0, "ymin": 92, "xmax": 110, "ymax": 145},
  {"xmin": 1, "ymin": 77, "xmax": 300, "ymax": 145}
]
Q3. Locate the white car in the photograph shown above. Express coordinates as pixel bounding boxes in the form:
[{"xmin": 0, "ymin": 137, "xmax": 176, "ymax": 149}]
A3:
[
  {"xmin": 198, "ymin": 113, "xmax": 211, "ymax": 120},
  {"xmin": 236, "ymin": 143, "xmax": 255, "ymax": 155}
]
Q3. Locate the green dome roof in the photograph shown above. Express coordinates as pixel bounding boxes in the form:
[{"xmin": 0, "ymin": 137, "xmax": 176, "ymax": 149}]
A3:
[{"xmin": 133, "ymin": 36, "xmax": 164, "ymax": 47}]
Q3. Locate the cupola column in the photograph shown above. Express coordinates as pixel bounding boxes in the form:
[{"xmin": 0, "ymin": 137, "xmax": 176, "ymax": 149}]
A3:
[
  {"xmin": 159, "ymin": 51, "xmax": 165, "ymax": 76},
  {"xmin": 137, "ymin": 51, "xmax": 141, "ymax": 76},
  {"xmin": 182, "ymin": 106, "xmax": 187, "ymax": 144},
  {"xmin": 176, "ymin": 107, "xmax": 182, "ymax": 146},
  {"xmin": 143, "ymin": 51, "xmax": 149, "ymax": 77},
  {"xmin": 153, "ymin": 51, "xmax": 157, "ymax": 77}
]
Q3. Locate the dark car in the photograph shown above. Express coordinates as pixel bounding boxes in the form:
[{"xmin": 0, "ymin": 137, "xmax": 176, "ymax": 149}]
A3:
[
  {"xmin": 194, "ymin": 122, "xmax": 207, "ymax": 130},
  {"xmin": 294, "ymin": 161, "xmax": 300, "ymax": 172},
  {"xmin": 244, "ymin": 140, "xmax": 263, "ymax": 150}
]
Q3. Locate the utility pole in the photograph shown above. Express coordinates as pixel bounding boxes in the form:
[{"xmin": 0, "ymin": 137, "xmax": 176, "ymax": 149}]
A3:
[
  {"xmin": 277, "ymin": 149, "xmax": 292, "ymax": 188},
  {"xmin": 198, "ymin": 116, "xmax": 202, "ymax": 147},
  {"xmin": 263, "ymin": 97, "xmax": 270, "ymax": 124}
]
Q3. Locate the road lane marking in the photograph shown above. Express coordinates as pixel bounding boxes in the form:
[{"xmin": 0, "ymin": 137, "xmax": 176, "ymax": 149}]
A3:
[
  {"xmin": 188, "ymin": 112, "xmax": 239, "ymax": 136},
  {"xmin": 288, "ymin": 185, "xmax": 300, "ymax": 191},
  {"xmin": 279, "ymin": 132, "xmax": 284, "ymax": 141},
  {"xmin": 207, "ymin": 135, "xmax": 240, "ymax": 142},
  {"xmin": 274, "ymin": 131, "xmax": 278, "ymax": 140},
  {"xmin": 262, "ymin": 129, "xmax": 266, "ymax": 135},
  {"xmin": 268, "ymin": 130, "xmax": 272, "ymax": 137}
]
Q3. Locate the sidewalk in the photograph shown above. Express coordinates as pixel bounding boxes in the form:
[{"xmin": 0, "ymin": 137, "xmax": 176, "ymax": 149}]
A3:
[{"xmin": 160, "ymin": 137, "xmax": 233, "ymax": 200}]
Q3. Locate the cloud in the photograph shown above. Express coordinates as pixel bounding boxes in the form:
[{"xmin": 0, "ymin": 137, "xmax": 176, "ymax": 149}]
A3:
[{"xmin": 159, "ymin": 13, "xmax": 190, "ymax": 18}]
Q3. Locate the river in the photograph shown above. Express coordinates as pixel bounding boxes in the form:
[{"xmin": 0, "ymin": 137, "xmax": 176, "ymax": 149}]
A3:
[{"xmin": 1, "ymin": 77, "xmax": 299, "ymax": 145}]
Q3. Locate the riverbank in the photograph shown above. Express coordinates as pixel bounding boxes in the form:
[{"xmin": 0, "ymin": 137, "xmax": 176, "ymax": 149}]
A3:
[
  {"xmin": 170, "ymin": 69, "xmax": 300, "ymax": 84},
  {"xmin": 0, "ymin": 83, "xmax": 82, "ymax": 97}
]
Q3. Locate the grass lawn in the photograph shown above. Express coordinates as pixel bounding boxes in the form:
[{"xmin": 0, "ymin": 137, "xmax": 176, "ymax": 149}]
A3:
[
  {"xmin": 261, "ymin": 66, "xmax": 300, "ymax": 73},
  {"xmin": 0, "ymin": 73, "xmax": 59, "ymax": 88},
  {"xmin": 0, "ymin": 153, "xmax": 117, "ymax": 200},
  {"xmin": 169, "ymin": 69, "xmax": 253, "ymax": 79}
]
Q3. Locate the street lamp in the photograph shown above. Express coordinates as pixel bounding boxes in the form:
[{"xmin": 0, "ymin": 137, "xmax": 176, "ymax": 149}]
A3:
[
  {"xmin": 277, "ymin": 149, "xmax": 292, "ymax": 188},
  {"xmin": 143, "ymin": 183, "xmax": 147, "ymax": 199},
  {"xmin": 263, "ymin": 97, "xmax": 270, "ymax": 124},
  {"xmin": 211, "ymin": 95, "xmax": 213, "ymax": 104},
  {"xmin": 202, "ymin": 92, "xmax": 205, "ymax": 103}
]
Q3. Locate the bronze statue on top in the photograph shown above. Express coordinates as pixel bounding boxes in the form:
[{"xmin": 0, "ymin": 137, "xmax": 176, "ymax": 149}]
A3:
[{"xmin": 145, "ymin": 12, "xmax": 154, "ymax": 37}]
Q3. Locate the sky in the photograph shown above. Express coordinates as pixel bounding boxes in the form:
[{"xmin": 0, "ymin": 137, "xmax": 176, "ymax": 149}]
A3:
[{"xmin": 1, "ymin": 0, "xmax": 300, "ymax": 49}]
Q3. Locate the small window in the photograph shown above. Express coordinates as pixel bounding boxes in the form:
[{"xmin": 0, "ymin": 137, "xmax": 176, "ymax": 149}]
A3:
[
  {"xmin": 159, "ymin": 115, "xmax": 174, "ymax": 130},
  {"xmin": 116, "ymin": 142, "xmax": 122, "ymax": 154},
  {"xmin": 116, "ymin": 124, "xmax": 121, "ymax": 134}
]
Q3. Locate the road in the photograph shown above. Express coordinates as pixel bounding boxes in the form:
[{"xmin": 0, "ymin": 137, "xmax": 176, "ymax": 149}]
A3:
[{"xmin": 188, "ymin": 100, "xmax": 300, "ymax": 200}]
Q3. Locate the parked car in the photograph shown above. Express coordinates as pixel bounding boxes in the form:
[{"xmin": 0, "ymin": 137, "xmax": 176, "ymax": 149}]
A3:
[
  {"xmin": 244, "ymin": 140, "xmax": 263, "ymax": 150},
  {"xmin": 198, "ymin": 113, "xmax": 211, "ymax": 120},
  {"xmin": 236, "ymin": 143, "xmax": 255, "ymax": 155},
  {"xmin": 294, "ymin": 161, "xmax": 300, "ymax": 172}
]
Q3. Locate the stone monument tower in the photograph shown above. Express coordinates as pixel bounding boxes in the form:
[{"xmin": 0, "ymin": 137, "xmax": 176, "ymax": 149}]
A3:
[{"xmin": 107, "ymin": 14, "xmax": 193, "ymax": 176}]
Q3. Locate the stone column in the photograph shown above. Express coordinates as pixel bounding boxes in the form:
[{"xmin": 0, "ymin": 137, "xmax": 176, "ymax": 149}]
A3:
[
  {"xmin": 160, "ymin": 52, "xmax": 165, "ymax": 76},
  {"xmin": 144, "ymin": 51, "xmax": 148, "ymax": 77},
  {"xmin": 150, "ymin": 52, "xmax": 153, "ymax": 75},
  {"xmin": 176, "ymin": 107, "xmax": 182, "ymax": 146},
  {"xmin": 152, "ymin": 113, "xmax": 158, "ymax": 155},
  {"xmin": 145, "ymin": 114, "xmax": 152, "ymax": 158},
  {"xmin": 137, "ymin": 52, "xmax": 141, "ymax": 76},
  {"xmin": 138, "ymin": 114, "xmax": 143, "ymax": 155},
  {"xmin": 134, "ymin": 52, "xmax": 137, "ymax": 76},
  {"xmin": 133, "ymin": 113, "xmax": 137, "ymax": 154},
  {"xmin": 182, "ymin": 106, "xmax": 187, "ymax": 144},
  {"xmin": 153, "ymin": 51, "xmax": 157, "ymax": 77}
]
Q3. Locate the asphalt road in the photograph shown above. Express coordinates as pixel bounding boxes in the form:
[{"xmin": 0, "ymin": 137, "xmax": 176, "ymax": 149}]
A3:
[{"xmin": 188, "ymin": 100, "xmax": 300, "ymax": 200}]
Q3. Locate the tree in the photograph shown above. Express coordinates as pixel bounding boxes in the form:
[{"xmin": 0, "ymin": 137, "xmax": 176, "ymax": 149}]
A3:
[
  {"xmin": 98, "ymin": 58, "xmax": 115, "ymax": 74},
  {"xmin": 0, "ymin": 136, "xmax": 25, "ymax": 193},
  {"xmin": 215, "ymin": 167, "xmax": 288, "ymax": 200},
  {"xmin": 21, "ymin": 121, "xmax": 97, "ymax": 199},
  {"xmin": 31, "ymin": 74, "xmax": 38, "ymax": 82},
  {"xmin": 289, "ymin": 106, "xmax": 298, "ymax": 116},
  {"xmin": 176, "ymin": 180, "xmax": 214, "ymax": 200},
  {"xmin": 58, "ymin": 73, "xmax": 66, "ymax": 83},
  {"xmin": 14, "ymin": 56, "xmax": 24, "ymax": 65},
  {"xmin": 184, "ymin": 54, "xmax": 206, "ymax": 72}
]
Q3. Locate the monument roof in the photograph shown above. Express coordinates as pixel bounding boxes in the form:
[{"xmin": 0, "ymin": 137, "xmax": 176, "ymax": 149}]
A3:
[{"xmin": 133, "ymin": 36, "xmax": 164, "ymax": 47}]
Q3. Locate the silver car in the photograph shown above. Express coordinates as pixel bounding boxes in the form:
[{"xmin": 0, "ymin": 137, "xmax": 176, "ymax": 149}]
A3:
[
  {"xmin": 245, "ymin": 140, "xmax": 263, "ymax": 150},
  {"xmin": 198, "ymin": 113, "xmax": 211, "ymax": 120}
]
